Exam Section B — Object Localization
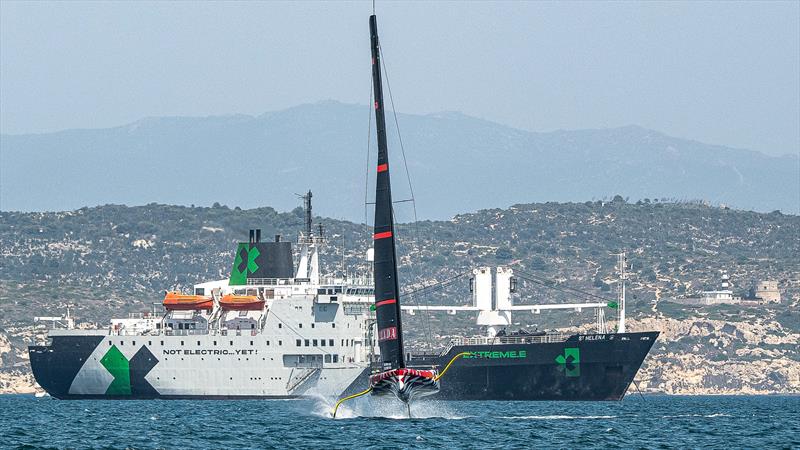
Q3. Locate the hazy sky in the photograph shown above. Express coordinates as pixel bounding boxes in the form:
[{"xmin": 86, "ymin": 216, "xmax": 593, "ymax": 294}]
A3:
[{"xmin": 1, "ymin": 1, "xmax": 798, "ymax": 157}]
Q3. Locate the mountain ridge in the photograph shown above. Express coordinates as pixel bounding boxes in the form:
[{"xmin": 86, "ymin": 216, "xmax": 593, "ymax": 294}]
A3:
[{"xmin": 2, "ymin": 101, "xmax": 797, "ymax": 218}]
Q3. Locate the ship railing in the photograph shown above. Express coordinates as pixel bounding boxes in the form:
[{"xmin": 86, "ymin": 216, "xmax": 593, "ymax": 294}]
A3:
[
  {"xmin": 446, "ymin": 333, "xmax": 571, "ymax": 349},
  {"xmin": 245, "ymin": 278, "xmax": 295, "ymax": 286},
  {"xmin": 342, "ymin": 303, "xmax": 374, "ymax": 316},
  {"xmin": 163, "ymin": 329, "xmax": 211, "ymax": 336}
]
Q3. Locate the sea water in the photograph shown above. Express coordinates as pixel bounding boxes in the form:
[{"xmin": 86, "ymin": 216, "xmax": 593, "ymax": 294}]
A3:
[{"xmin": 0, "ymin": 395, "xmax": 797, "ymax": 448}]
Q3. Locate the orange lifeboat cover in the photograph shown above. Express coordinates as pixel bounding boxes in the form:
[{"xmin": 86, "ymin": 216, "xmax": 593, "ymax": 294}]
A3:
[
  {"xmin": 220, "ymin": 294, "xmax": 265, "ymax": 311},
  {"xmin": 162, "ymin": 291, "xmax": 214, "ymax": 311}
]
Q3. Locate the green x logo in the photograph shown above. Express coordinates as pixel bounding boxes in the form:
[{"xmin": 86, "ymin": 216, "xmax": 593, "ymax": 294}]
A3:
[
  {"xmin": 229, "ymin": 244, "xmax": 261, "ymax": 285},
  {"xmin": 555, "ymin": 347, "xmax": 580, "ymax": 377}
]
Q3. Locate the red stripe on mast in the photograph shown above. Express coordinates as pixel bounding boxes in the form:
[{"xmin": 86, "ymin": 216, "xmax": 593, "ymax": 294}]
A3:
[
  {"xmin": 377, "ymin": 163, "xmax": 388, "ymax": 172},
  {"xmin": 375, "ymin": 298, "xmax": 396, "ymax": 307},
  {"xmin": 374, "ymin": 231, "xmax": 392, "ymax": 240}
]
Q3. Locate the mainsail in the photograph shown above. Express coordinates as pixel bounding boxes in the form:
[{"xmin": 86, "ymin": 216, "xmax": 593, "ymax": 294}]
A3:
[{"xmin": 369, "ymin": 14, "xmax": 405, "ymax": 371}]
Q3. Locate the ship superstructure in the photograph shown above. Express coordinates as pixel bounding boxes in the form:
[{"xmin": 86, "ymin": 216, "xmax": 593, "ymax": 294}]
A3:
[{"xmin": 401, "ymin": 258, "xmax": 658, "ymax": 401}]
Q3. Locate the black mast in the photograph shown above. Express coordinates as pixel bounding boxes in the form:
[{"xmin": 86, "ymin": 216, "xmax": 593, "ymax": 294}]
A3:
[{"xmin": 370, "ymin": 14, "xmax": 405, "ymax": 370}]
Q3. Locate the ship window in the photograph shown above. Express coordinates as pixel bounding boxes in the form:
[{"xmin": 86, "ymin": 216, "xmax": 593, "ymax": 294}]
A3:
[
  {"xmin": 266, "ymin": 341, "xmax": 269, "ymax": 346},
  {"xmin": 333, "ymin": 355, "xmax": 339, "ymax": 363},
  {"xmin": 180, "ymin": 341, "xmax": 184, "ymax": 346},
  {"xmin": 197, "ymin": 341, "xmax": 201, "ymax": 346},
  {"xmin": 148, "ymin": 341, "xmax": 151, "ymax": 346},
  {"xmin": 318, "ymin": 288, "xmax": 326, "ymax": 295},
  {"xmin": 120, "ymin": 341, "xmax": 124, "ymax": 346},
  {"xmin": 305, "ymin": 339, "xmax": 310, "ymax": 347},
  {"xmin": 329, "ymin": 339, "xmax": 334, "ymax": 346},
  {"xmin": 313, "ymin": 339, "xmax": 318, "ymax": 346},
  {"xmin": 341, "ymin": 339, "xmax": 344, "ymax": 346},
  {"xmin": 213, "ymin": 341, "xmax": 217, "ymax": 346},
  {"xmin": 230, "ymin": 341, "xmax": 233, "ymax": 346},
  {"xmin": 278, "ymin": 323, "xmax": 282, "ymax": 328},
  {"xmin": 250, "ymin": 341, "xmax": 253, "ymax": 346},
  {"xmin": 332, "ymin": 323, "xmax": 335, "ymax": 328},
  {"xmin": 321, "ymin": 340, "xmax": 326, "ymax": 347},
  {"xmin": 296, "ymin": 339, "xmax": 301, "ymax": 346},
  {"xmin": 299, "ymin": 324, "xmax": 303, "ymax": 328},
  {"xmin": 108, "ymin": 341, "xmax": 112, "ymax": 346},
  {"xmin": 278, "ymin": 340, "xmax": 282, "ymax": 346},
  {"xmin": 251, "ymin": 324, "xmax": 255, "ymax": 329},
  {"xmin": 132, "ymin": 341, "xmax": 136, "ymax": 346},
  {"xmin": 160, "ymin": 341, "xmax": 164, "ymax": 346},
  {"xmin": 311, "ymin": 323, "xmax": 315, "ymax": 328},
  {"xmin": 325, "ymin": 355, "xmax": 332, "ymax": 363}
]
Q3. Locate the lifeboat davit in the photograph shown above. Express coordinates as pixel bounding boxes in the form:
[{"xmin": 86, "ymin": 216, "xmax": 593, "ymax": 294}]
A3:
[
  {"xmin": 162, "ymin": 292, "xmax": 213, "ymax": 311},
  {"xmin": 220, "ymin": 294, "xmax": 265, "ymax": 311}
]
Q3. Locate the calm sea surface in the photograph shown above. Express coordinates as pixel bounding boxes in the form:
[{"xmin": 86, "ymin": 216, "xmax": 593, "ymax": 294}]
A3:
[{"xmin": 0, "ymin": 395, "xmax": 797, "ymax": 449}]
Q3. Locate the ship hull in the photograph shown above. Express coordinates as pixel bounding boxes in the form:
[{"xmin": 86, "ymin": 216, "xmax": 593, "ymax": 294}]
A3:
[
  {"xmin": 410, "ymin": 331, "xmax": 659, "ymax": 401},
  {"xmin": 29, "ymin": 332, "xmax": 364, "ymax": 400}
]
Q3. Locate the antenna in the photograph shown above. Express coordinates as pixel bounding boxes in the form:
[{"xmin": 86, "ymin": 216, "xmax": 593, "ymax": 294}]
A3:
[
  {"xmin": 296, "ymin": 191, "xmax": 313, "ymax": 236},
  {"xmin": 615, "ymin": 251, "xmax": 627, "ymax": 333},
  {"xmin": 305, "ymin": 191, "xmax": 312, "ymax": 235}
]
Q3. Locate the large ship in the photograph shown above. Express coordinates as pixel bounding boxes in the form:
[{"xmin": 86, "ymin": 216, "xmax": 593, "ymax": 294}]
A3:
[
  {"xmin": 28, "ymin": 11, "xmax": 658, "ymax": 401},
  {"xmin": 29, "ymin": 212, "xmax": 377, "ymax": 399}
]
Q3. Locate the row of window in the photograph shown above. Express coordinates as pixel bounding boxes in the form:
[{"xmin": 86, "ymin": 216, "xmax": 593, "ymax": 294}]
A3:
[
  {"xmin": 294, "ymin": 338, "xmax": 356, "ymax": 348},
  {"xmin": 296, "ymin": 338, "xmax": 333, "ymax": 347},
  {"xmin": 344, "ymin": 288, "xmax": 374, "ymax": 296}
]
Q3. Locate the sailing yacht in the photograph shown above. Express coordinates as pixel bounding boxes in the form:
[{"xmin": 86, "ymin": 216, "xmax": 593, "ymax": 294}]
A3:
[{"xmin": 365, "ymin": 13, "xmax": 441, "ymax": 406}]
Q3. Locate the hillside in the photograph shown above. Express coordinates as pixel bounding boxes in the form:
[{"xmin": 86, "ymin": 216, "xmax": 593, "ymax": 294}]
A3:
[
  {"xmin": 2, "ymin": 101, "xmax": 798, "ymax": 219},
  {"xmin": 1, "ymin": 201, "xmax": 798, "ymax": 394}
]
